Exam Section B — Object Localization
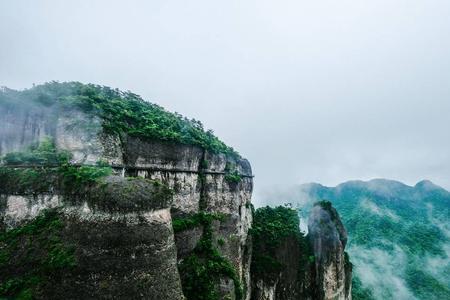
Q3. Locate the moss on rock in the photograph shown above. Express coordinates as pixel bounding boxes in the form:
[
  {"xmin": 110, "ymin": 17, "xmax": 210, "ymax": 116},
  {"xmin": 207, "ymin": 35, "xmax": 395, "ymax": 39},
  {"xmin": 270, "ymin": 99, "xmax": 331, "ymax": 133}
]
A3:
[
  {"xmin": 176, "ymin": 213, "xmax": 243, "ymax": 300},
  {"xmin": 0, "ymin": 209, "xmax": 76, "ymax": 299}
]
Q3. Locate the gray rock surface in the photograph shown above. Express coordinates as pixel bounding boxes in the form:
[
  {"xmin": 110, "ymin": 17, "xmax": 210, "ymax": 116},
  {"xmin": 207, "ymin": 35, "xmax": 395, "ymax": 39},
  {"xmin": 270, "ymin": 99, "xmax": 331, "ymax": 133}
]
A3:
[
  {"xmin": 0, "ymin": 177, "xmax": 184, "ymax": 300},
  {"xmin": 308, "ymin": 203, "xmax": 352, "ymax": 300},
  {"xmin": 0, "ymin": 103, "xmax": 254, "ymax": 299},
  {"xmin": 1, "ymin": 96, "xmax": 351, "ymax": 300}
]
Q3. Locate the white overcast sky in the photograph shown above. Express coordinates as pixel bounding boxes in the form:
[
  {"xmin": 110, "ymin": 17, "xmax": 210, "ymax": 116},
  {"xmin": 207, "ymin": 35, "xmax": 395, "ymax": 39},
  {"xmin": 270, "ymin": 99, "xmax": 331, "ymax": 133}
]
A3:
[{"xmin": 1, "ymin": 0, "xmax": 450, "ymax": 201}]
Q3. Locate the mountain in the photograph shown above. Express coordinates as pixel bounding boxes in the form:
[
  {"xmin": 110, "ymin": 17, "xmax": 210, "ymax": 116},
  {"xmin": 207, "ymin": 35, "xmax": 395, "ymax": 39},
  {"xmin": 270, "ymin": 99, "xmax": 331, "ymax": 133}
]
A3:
[
  {"xmin": 0, "ymin": 82, "xmax": 252, "ymax": 299},
  {"xmin": 1, "ymin": 82, "xmax": 351, "ymax": 300},
  {"xmin": 262, "ymin": 179, "xmax": 450, "ymax": 299}
]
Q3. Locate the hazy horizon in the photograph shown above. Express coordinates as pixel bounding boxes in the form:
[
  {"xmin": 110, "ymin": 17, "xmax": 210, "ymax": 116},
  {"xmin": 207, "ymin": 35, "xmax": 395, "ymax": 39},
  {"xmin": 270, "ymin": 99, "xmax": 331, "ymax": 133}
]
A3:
[{"xmin": 1, "ymin": 1, "xmax": 450, "ymax": 203}]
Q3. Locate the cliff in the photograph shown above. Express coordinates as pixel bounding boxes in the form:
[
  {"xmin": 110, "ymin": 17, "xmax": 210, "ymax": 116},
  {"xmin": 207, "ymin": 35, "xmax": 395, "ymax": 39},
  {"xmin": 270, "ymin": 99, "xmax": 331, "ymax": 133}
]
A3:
[
  {"xmin": 249, "ymin": 206, "xmax": 311, "ymax": 300},
  {"xmin": 0, "ymin": 82, "xmax": 350, "ymax": 300},
  {"xmin": 250, "ymin": 203, "xmax": 351, "ymax": 300},
  {"xmin": 307, "ymin": 201, "xmax": 352, "ymax": 300},
  {"xmin": 0, "ymin": 82, "xmax": 253, "ymax": 300}
]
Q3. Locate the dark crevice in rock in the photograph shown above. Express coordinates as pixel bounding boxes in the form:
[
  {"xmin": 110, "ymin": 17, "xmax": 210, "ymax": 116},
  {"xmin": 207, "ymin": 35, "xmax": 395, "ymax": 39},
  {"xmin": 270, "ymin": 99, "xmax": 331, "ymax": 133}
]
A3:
[{"xmin": 198, "ymin": 148, "xmax": 208, "ymax": 211}]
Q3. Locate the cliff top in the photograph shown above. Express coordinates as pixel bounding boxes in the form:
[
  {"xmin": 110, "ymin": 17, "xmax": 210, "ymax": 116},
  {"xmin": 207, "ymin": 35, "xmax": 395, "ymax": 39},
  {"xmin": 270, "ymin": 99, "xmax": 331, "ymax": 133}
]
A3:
[{"xmin": 0, "ymin": 82, "xmax": 238, "ymax": 157}]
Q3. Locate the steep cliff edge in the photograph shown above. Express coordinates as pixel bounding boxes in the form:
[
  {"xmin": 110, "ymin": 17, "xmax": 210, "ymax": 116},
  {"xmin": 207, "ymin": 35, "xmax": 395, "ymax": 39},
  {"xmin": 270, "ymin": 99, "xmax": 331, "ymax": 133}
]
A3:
[
  {"xmin": 1, "ymin": 82, "xmax": 350, "ymax": 300},
  {"xmin": 308, "ymin": 201, "xmax": 352, "ymax": 300},
  {"xmin": 0, "ymin": 82, "xmax": 253, "ymax": 299}
]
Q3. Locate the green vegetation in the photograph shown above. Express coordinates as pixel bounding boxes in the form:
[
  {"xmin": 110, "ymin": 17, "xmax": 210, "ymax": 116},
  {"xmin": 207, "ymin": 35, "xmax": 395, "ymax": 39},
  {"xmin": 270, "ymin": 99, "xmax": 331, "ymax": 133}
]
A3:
[
  {"xmin": 224, "ymin": 171, "xmax": 242, "ymax": 184},
  {"xmin": 405, "ymin": 266, "xmax": 450, "ymax": 299},
  {"xmin": 294, "ymin": 180, "xmax": 450, "ymax": 300},
  {"xmin": 172, "ymin": 212, "xmax": 224, "ymax": 233},
  {"xmin": 0, "ymin": 138, "xmax": 113, "ymax": 194},
  {"xmin": 250, "ymin": 206, "xmax": 312, "ymax": 282},
  {"xmin": 2, "ymin": 138, "xmax": 71, "ymax": 166},
  {"xmin": 59, "ymin": 163, "xmax": 112, "ymax": 189},
  {"xmin": 0, "ymin": 139, "xmax": 172, "ymax": 212},
  {"xmin": 251, "ymin": 206, "xmax": 300, "ymax": 247},
  {"xmin": 316, "ymin": 200, "xmax": 332, "ymax": 211},
  {"xmin": 0, "ymin": 210, "xmax": 76, "ymax": 299},
  {"xmin": 1, "ymin": 82, "xmax": 238, "ymax": 156},
  {"xmin": 224, "ymin": 162, "xmax": 242, "ymax": 184},
  {"xmin": 351, "ymin": 276, "xmax": 375, "ymax": 300},
  {"xmin": 316, "ymin": 200, "xmax": 340, "ymax": 223},
  {"xmin": 0, "ymin": 167, "xmax": 57, "ymax": 194},
  {"xmin": 176, "ymin": 213, "xmax": 243, "ymax": 300}
]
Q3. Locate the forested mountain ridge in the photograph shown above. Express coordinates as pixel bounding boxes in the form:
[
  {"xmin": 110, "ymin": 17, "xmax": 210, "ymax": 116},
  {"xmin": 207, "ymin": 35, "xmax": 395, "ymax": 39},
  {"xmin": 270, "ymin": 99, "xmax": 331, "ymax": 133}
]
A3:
[{"xmin": 262, "ymin": 179, "xmax": 450, "ymax": 299}]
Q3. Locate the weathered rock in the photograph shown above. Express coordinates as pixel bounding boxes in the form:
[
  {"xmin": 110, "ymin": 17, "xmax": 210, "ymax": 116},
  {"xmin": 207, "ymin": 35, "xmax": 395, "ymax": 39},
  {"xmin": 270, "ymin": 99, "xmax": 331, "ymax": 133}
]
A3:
[
  {"xmin": 0, "ymin": 97, "xmax": 254, "ymax": 299},
  {"xmin": 253, "ymin": 278, "xmax": 278, "ymax": 300},
  {"xmin": 250, "ymin": 235, "xmax": 303, "ymax": 300},
  {"xmin": 1, "ymin": 84, "xmax": 352, "ymax": 300},
  {"xmin": 308, "ymin": 202, "xmax": 352, "ymax": 300},
  {"xmin": 175, "ymin": 226, "xmax": 203, "ymax": 259},
  {"xmin": 0, "ymin": 178, "xmax": 184, "ymax": 300},
  {"xmin": 249, "ymin": 206, "xmax": 313, "ymax": 300},
  {"xmin": 47, "ymin": 208, "xmax": 184, "ymax": 300},
  {"xmin": 250, "ymin": 202, "xmax": 352, "ymax": 300}
]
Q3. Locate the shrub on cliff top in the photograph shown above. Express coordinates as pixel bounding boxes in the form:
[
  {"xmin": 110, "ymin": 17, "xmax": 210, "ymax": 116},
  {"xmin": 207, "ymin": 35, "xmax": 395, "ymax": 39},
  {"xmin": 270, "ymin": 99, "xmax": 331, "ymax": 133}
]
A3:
[
  {"xmin": 315, "ymin": 200, "xmax": 339, "ymax": 223},
  {"xmin": 0, "ymin": 82, "xmax": 238, "ymax": 156},
  {"xmin": 250, "ymin": 206, "xmax": 312, "ymax": 283},
  {"xmin": 251, "ymin": 206, "xmax": 300, "ymax": 247}
]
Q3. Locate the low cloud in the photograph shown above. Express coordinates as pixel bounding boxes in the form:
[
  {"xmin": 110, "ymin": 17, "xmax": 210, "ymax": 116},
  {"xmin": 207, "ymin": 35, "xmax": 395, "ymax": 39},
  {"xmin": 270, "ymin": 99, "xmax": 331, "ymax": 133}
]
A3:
[
  {"xmin": 349, "ymin": 243, "xmax": 417, "ymax": 300},
  {"xmin": 360, "ymin": 198, "xmax": 400, "ymax": 221}
]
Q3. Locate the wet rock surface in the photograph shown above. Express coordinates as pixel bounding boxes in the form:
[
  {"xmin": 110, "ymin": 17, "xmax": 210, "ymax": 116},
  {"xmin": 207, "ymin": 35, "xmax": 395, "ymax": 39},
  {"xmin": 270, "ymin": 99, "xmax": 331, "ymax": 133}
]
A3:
[
  {"xmin": 0, "ymin": 105, "xmax": 254, "ymax": 299},
  {"xmin": 308, "ymin": 202, "xmax": 352, "ymax": 300},
  {"xmin": 1, "ymin": 85, "xmax": 351, "ymax": 300}
]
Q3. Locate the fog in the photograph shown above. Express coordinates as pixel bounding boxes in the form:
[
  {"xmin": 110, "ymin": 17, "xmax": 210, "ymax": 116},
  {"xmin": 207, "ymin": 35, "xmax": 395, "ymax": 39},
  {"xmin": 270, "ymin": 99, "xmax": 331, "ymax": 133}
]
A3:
[
  {"xmin": 1, "ymin": 1, "xmax": 450, "ymax": 202},
  {"xmin": 263, "ymin": 182, "xmax": 450, "ymax": 300},
  {"xmin": 350, "ymin": 243, "xmax": 418, "ymax": 300},
  {"xmin": 360, "ymin": 198, "xmax": 400, "ymax": 221}
]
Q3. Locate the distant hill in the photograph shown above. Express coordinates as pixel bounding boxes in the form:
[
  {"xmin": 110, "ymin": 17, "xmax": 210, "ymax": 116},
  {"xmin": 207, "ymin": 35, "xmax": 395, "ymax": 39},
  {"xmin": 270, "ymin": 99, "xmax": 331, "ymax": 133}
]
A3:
[{"xmin": 262, "ymin": 179, "xmax": 450, "ymax": 300}]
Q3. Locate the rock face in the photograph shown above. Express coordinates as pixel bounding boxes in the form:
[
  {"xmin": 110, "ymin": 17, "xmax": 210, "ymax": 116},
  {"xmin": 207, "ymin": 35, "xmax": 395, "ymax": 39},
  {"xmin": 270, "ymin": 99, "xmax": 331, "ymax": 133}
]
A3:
[
  {"xmin": 0, "ymin": 175, "xmax": 185, "ymax": 299},
  {"xmin": 308, "ymin": 202, "xmax": 352, "ymax": 300},
  {"xmin": 0, "ymin": 100, "xmax": 253, "ymax": 299},
  {"xmin": 1, "ymin": 83, "xmax": 350, "ymax": 300},
  {"xmin": 251, "ymin": 236, "xmax": 304, "ymax": 300},
  {"xmin": 250, "ymin": 202, "xmax": 351, "ymax": 300}
]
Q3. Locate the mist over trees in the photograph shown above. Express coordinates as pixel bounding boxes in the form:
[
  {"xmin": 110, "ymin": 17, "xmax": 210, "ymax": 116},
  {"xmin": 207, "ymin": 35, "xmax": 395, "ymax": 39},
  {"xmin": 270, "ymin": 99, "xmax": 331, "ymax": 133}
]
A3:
[{"xmin": 260, "ymin": 179, "xmax": 450, "ymax": 300}]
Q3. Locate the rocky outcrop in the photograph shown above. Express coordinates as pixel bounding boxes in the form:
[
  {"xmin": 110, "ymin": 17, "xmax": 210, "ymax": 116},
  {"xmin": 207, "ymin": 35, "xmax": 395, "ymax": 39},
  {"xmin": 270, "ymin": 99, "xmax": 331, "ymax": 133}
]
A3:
[
  {"xmin": 251, "ymin": 236, "xmax": 304, "ymax": 300},
  {"xmin": 308, "ymin": 201, "xmax": 352, "ymax": 300},
  {"xmin": 0, "ymin": 176, "xmax": 185, "ymax": 299},
  {"xmin": 250, "ymin": 202, "xmax": 351, "ymax": 300},
  {"xmin": 249, "ymin": 206, "xmax": 312, "ymax": 300},
  {"xmin": 0, "ymin": 97, "xmax": 253, "ymax": 299},
  {"xmin": 1, "ymin": 83, "xmax": 351, "ymax": 300}
]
